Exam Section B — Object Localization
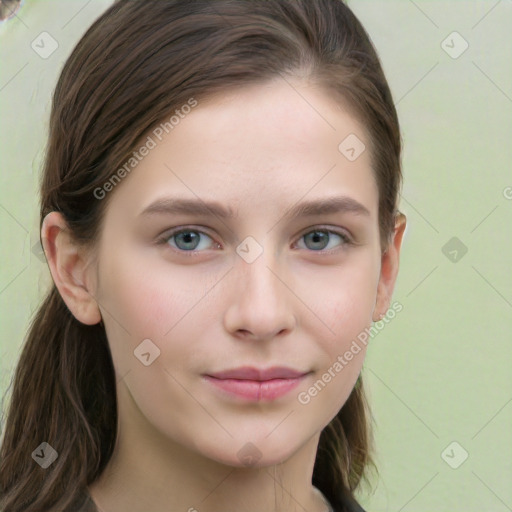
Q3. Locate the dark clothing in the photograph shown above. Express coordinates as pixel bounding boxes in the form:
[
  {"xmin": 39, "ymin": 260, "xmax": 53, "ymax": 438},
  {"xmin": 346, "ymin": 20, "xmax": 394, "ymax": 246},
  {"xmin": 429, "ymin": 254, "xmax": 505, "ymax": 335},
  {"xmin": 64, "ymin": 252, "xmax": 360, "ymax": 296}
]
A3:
[
  {"xmin": 342, "ymin": 495, "xmax": 367, "ymax": 512},
  {"xmin": 70, "ymin": 489, "xmax": 99, "ymax": 511},
  {"xmin": 70, "ymin": 488, "xmax": 367, "ymax": 512}
]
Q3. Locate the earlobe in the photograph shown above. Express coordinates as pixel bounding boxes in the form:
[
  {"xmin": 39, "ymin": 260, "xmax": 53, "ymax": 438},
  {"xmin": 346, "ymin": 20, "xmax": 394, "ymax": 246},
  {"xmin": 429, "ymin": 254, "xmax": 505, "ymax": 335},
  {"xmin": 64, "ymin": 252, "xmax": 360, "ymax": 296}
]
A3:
[
  {"xmin": 372, "ymin": 212, "xmax": 407, "ymax": 322},
  {"xmin": 41, "ymin": 212, "xmax": 102, "ymax": 325}
]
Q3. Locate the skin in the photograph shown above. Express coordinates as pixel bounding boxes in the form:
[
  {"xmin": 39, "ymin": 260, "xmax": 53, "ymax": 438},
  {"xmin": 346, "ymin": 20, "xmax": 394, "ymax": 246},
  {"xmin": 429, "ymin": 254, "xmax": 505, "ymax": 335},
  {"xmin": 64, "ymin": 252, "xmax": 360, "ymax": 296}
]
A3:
[{"xmin": 42, "ymin": 78, "xmax": 406, "ymax": 512}]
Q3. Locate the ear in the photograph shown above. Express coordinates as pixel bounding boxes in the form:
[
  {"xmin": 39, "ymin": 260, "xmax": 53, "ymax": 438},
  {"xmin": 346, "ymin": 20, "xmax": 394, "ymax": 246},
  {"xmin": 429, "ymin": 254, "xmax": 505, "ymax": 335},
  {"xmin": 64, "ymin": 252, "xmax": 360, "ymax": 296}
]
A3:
[
  {"xmin": 372, "ymin": 212, "xmax": 407, "ymax": 322},
  {"xmin": 41, "ymin": 211, "xmax": 102, "ymax": 325}
]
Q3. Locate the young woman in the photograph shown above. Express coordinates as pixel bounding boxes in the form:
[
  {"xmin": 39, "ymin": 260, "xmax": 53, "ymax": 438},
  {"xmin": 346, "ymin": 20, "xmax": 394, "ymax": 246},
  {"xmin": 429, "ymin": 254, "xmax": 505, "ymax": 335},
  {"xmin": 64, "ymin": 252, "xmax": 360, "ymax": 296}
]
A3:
[{"xmin": 0, "ymin": 1, "xmax": 406, "ymax": 511}]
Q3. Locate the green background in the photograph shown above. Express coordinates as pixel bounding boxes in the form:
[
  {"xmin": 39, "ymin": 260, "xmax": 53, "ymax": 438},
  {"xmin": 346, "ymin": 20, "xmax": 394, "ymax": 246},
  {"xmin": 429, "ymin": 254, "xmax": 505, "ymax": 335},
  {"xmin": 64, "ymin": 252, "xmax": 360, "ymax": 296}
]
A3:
[{"xmin": 1, "ymin": 1, "xmax": 511, "ymax": 510}]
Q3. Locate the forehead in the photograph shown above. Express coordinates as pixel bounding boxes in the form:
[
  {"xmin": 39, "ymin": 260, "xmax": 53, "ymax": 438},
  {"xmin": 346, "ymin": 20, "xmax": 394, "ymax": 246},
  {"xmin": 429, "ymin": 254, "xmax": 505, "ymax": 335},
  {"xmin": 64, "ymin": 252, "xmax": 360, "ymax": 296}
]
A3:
[
  {"xmin": 105, "ymin": 79, "xmax": 377, "ymax": 219},
  {"xmin": 176, "ymin": 79, "xmax": 368, "ymax": 161}
]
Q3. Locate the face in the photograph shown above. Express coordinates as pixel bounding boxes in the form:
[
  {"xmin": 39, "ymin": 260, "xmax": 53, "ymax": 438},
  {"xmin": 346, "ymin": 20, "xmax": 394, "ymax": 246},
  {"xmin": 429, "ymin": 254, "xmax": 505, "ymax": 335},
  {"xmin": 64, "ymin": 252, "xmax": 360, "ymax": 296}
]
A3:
[{"xmin": 87, "ymin": 79, "xmax": 384, "ymax": 467}]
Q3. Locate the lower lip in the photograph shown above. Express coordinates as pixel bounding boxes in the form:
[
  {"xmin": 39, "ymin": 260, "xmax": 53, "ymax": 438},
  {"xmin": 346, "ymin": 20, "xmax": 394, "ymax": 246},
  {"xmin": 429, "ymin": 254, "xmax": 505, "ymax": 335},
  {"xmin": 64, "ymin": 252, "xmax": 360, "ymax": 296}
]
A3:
[{"xmin": 203, "ymin": 375, "xmax": 307, "ymax": 401}]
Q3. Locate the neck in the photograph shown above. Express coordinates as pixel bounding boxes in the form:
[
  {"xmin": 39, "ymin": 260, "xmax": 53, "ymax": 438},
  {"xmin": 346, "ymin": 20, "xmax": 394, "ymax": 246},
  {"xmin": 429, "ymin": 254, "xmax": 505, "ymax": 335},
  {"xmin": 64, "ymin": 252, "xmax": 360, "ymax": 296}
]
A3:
[{"xmin": 88, "ymin": 383, "xmax": 330, "ymax": 512}]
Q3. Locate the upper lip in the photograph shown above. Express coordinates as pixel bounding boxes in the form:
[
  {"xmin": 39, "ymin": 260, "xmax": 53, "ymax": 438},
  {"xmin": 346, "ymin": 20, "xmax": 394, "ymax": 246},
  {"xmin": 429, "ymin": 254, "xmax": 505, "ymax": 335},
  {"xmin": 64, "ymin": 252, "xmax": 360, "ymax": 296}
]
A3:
[{"xmin": 205, "ymin": 366, "xmax": 309, "ymax": 381}]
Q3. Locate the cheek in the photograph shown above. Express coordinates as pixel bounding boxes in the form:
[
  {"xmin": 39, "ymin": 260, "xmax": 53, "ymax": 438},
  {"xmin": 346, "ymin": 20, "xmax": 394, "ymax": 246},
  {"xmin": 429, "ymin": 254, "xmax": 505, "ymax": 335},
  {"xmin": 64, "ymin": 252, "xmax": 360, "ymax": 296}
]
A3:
[
  {"xmin": 96, "ymin": 247, "xmax": 217, "ymax": 381},
  {"xmin": 306, "ymin": 250, "xmax": 380, "ymax": 346},
  {"xmin": 99, "ymin": 248, "xmax": 211, "ymax": 339},
  {"xmin": 302, "ymin": 252, "xmax": 378, "ymax": 410}
]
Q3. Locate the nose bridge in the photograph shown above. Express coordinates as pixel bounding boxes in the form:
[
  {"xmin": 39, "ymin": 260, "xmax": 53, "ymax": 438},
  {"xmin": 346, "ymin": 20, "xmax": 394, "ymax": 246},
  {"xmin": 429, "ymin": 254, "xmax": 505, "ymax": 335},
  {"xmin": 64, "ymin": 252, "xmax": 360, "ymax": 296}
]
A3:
[
  {"xmin": 225, "ymin": 234, "xmax": 295, "ymax": 338},
  {"xmin": 237, "ymin": 237, "xmax": 282, "ymax": 305}
]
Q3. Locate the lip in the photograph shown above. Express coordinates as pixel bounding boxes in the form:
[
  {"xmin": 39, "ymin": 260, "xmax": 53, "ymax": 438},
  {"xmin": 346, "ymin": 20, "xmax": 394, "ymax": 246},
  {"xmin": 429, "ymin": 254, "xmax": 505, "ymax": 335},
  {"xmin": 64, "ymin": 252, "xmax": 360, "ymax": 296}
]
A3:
[{"xmin": 203, "ymin": 366, "xmax": 310, "ymax": 401}]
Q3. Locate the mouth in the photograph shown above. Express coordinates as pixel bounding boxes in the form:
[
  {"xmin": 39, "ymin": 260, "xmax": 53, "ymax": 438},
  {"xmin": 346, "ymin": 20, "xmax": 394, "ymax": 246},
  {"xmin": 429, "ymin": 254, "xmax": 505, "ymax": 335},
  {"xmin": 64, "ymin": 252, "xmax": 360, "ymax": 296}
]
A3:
[{"xmin": 202, "ymin": 366, "xmax": 311, "ymax": 401}]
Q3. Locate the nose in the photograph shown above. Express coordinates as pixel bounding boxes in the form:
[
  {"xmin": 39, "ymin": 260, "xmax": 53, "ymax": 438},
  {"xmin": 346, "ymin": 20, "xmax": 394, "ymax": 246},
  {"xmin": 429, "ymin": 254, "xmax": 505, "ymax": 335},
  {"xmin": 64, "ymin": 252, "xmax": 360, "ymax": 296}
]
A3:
[{"xmin": 223, "ymin": 248, "xmax": 296, "ymax": 341}]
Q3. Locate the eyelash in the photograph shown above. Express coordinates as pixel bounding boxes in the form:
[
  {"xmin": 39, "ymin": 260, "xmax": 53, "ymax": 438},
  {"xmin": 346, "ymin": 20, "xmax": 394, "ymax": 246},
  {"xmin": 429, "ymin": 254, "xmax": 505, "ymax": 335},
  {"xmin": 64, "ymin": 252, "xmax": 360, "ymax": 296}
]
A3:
[{"xmin": 155, "ymin": 225, "xmax": 353, "ymax": 257}]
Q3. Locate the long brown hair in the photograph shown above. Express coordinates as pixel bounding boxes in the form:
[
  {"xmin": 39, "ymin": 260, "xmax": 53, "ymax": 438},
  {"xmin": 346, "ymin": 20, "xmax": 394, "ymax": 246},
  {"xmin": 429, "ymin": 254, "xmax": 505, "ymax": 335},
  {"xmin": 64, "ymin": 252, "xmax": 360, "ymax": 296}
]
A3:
[{"xmin": 0, "ymin": 1, "xmax": 402, "ymax": 510}]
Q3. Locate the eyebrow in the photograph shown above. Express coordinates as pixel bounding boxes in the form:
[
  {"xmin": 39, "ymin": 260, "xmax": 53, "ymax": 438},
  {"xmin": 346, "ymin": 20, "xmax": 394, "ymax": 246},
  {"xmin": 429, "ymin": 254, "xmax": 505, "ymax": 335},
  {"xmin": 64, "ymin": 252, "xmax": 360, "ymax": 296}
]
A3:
[{"xmin": 138, "ymin": 195, "xmax": 371, "ymax": 220}]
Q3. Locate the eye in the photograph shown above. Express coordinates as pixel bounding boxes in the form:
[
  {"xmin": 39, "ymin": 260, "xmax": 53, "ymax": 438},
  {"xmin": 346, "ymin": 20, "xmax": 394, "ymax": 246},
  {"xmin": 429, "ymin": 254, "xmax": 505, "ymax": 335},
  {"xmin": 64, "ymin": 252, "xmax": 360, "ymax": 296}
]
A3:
[
  {"xmin": 157, "ymin": 225, "xmax": 352, "ymax": 256},
  {"xmin": 157, "ymin": 228, "xmax": 217, "ymax": 254},
  {"xmin": 295, "ymin": 227, "xmax": 352, "ymax": 252}
]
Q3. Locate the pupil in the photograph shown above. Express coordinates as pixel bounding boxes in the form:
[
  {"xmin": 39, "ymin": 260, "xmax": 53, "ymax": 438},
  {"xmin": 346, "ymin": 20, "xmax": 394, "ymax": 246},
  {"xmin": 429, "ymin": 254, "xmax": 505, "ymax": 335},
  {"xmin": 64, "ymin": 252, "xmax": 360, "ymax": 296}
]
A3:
[{"xmin": 309, "ymin": 231, "xmax": 327, "ymax": 249}]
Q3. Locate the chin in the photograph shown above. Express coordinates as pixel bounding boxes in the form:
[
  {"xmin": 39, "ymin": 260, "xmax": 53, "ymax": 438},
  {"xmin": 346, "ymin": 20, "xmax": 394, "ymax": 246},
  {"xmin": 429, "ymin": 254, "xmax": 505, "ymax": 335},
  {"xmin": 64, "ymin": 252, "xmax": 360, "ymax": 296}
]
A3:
[{"xmin": 198, "ymin": 431, "xmax": 308, "ymax": 469}]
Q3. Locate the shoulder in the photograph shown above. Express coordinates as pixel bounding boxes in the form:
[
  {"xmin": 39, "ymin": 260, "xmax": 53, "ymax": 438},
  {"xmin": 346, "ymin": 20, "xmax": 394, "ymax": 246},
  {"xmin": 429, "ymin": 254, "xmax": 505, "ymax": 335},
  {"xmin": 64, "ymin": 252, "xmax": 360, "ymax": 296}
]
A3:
[
  {"xmin": 340, "ymin": 493, "xmax": 368, "ymax": 512},
  {"xmin": 319, "ymin": 487, "xmax": 367, "ymax": 512},
  {"xmin": 64, "ymin": 488, "xmax": 99, "ymax": 512}
]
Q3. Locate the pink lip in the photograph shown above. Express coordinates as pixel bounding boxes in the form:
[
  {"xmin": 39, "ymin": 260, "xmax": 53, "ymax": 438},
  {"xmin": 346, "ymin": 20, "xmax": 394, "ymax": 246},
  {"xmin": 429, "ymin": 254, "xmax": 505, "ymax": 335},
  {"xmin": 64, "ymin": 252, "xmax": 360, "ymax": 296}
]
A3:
[{"xmin": 203, "ymin": 366, "xmax": 310, "ymax": 401}]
